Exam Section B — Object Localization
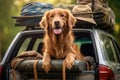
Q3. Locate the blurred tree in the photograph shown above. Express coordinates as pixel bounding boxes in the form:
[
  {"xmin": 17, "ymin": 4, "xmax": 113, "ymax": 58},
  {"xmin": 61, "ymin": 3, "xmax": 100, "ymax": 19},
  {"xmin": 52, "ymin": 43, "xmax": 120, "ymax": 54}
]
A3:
[
  {"xmin": 108, "ymin": 0, "xmax": 120, "ymax": 44},
  {"xmin": 109, "ymin": 0, "xmax": 120, "ymax": 23},
  {"xmin": 0, "ymin": 0, "xmax": 14, "ymax": 59}
]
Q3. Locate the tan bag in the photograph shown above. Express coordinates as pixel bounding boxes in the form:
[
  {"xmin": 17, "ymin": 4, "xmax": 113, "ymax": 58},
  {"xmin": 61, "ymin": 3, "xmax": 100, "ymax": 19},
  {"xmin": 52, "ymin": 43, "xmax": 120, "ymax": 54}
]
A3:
[
  {"xmin": 76, "ymin": 0, "xmax": 115, "ymax": 33},
  {"xmin": 10, "ymin": 51, "xmax": 67, "ymax": 80},
  {"xmin": 11, "ymin": 51, "xmax": 43, "ymax": 80},
  {"xmin": 76, "ymin": 0, "xmax": 108, "ymax": 11}
]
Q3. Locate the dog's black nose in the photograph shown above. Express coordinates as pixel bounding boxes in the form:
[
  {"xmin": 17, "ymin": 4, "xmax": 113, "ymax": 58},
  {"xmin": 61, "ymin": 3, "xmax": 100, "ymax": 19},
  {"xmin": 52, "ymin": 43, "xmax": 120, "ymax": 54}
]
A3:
[{"xmin": 54, "ymin": 21, "xmax": 59, "ymax": 26}]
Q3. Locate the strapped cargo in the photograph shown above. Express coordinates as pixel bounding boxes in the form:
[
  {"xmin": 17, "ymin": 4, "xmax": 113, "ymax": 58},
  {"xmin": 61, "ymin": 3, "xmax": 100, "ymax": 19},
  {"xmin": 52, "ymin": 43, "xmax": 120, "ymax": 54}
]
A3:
[
  {"xmin": 75, "ymin": 0, "xmax": 115, "ymax": 33},
  {"xmin": 55, "ymin": 0, "xmax": 115, "ymax": 33},
  {"xmin": 12, "ymin": 2, "xmax": 53, "ymax": 29},
  {"xmin": 13, "ymin": 1, "xmax": 115, "ymax": 33},
  {"xmin": 10, "ymin": 51, "xmax": 94, "ymax": 80}
]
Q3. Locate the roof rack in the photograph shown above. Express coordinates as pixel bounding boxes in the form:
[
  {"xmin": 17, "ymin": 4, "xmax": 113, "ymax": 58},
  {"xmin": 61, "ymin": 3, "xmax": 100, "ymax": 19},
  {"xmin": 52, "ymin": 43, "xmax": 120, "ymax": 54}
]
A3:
[
  {"xmin": 12, "ymin": 15, "xmax": 42, "ymax": 26},
  {"xmin": 12, "ymin": 11, "xmax": 104, "ymax": 27},
  {"xmin": 12, "ymin": 15, "xmax": 96, "ymax": 29},
  {"xmin": 12, "ymin": 12, "xmax": 114, "ymax": 33}
]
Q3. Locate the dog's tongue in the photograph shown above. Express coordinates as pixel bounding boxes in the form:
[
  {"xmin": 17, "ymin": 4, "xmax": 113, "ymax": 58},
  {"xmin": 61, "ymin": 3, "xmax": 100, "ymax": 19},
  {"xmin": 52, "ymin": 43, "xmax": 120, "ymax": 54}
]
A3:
[{"xmin": 54, "ymin": 29, "xmax": 62, "ymax": 34}]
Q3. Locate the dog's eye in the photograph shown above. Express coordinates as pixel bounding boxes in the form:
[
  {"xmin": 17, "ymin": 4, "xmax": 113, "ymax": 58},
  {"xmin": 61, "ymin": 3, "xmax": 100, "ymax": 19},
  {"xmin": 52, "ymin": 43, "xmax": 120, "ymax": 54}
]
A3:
[
  {"xmin": 50, "ymin": 15, "xmax": 54, "ymax": 18},
  {"xmin": 60, "ymin": 14, "xmax": 65, "ymax": 17}
]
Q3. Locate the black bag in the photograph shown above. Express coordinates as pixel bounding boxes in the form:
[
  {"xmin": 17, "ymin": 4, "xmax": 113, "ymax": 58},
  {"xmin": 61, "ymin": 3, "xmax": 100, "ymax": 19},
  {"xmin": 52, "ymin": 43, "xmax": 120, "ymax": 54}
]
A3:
[
  {"xmin": 13, "ymin": 2, "xmax": 54, "ymax": 27},
  {"xmin": 21, "ymin": 2, "xmax": 53, "ymax": 16}
]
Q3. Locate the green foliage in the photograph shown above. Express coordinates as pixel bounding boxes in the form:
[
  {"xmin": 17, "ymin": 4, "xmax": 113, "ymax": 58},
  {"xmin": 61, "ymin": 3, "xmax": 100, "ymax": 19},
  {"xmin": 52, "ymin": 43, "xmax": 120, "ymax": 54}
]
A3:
[{"xmin": 109, "ymin": 0, "xmax": 120, "ymax": 23}]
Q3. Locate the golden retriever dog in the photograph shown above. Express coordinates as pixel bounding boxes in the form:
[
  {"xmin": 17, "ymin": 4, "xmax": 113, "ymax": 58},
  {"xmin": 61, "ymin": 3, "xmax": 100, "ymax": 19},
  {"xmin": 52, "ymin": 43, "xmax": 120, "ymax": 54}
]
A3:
[{"xmin": 39, "ymin": 8, "xmax": 84, "ymax": 73}]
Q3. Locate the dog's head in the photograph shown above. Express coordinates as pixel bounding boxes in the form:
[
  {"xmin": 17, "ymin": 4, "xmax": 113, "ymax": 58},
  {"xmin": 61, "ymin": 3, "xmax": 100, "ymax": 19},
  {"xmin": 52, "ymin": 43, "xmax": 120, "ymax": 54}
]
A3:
[{"xmin": 39, "ymin": 8, "xmax": 76, "ymax": 34}]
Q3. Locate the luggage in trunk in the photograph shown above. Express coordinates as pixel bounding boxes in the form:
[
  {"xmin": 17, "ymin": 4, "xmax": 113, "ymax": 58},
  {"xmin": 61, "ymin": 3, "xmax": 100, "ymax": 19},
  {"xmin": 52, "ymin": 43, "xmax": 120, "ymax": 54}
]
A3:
[{"xmin": 9, "ymin": 60, "xmax": 95, "ymax": 80}]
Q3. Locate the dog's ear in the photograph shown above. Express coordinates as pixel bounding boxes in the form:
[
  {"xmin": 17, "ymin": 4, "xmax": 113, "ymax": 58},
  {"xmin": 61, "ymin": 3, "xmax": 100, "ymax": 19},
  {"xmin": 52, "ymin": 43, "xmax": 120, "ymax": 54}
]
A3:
[
  {"xmin": 65, "ymin": 9, "xmax": 76, "ymax": 29},
  {"xmin": 39, "ymin": 11, "xmax": 49, "ymax": 29}
]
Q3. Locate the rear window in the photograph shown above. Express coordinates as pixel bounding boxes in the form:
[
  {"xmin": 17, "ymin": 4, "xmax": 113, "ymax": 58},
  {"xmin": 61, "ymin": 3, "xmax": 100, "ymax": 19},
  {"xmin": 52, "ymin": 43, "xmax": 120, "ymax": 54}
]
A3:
[
  {"xmin": 18, "ymin": 37, "xmax": 43, "ymax": 54},
  {"xmin": 12, "ymin": 30, "xmax": 95, "ymax": 59}
]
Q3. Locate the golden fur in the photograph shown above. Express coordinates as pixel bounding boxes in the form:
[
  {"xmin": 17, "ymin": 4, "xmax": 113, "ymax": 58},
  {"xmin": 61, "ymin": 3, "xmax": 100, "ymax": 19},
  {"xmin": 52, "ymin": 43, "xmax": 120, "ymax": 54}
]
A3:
[{"xmin": 39, "ymin": 8, "xmax": 83, "ymax": 73}]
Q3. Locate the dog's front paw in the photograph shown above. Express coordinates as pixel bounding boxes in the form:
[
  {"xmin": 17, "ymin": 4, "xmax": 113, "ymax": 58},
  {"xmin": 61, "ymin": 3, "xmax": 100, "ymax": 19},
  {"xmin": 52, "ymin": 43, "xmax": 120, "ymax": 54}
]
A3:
[
  {"xmin": 42, "ymin": 58, "xmax": 51, "ymax": 73},
  {"xmin": 64, "ymin": 58, "xmax": 75, "ymax": 70}
]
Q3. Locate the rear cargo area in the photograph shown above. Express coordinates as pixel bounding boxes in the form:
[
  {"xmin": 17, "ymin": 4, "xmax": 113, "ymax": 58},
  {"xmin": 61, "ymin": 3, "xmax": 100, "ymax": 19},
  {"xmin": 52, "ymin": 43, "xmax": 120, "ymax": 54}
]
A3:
[
  {"xmin": 7, "ymin": 30, "xmax": 96, "ymax": 80},
  {"xmin": 9, "ymin": 60, "xmax": 95, "ymax": 80}
]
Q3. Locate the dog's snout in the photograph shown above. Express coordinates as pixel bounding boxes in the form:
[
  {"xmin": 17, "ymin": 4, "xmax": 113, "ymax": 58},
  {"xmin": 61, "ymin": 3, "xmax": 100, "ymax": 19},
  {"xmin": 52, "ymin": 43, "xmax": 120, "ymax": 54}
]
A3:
[{"xmin": 54, "ymin": 21, "xmax": 60, "ymax": 26}]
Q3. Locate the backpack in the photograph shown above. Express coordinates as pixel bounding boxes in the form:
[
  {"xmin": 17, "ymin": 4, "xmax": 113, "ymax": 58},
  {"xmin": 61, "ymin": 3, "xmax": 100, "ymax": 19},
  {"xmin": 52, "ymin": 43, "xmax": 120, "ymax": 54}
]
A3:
[{"xmin": 76, "ymin": 0, "xmax": 115, "ymax": 33}]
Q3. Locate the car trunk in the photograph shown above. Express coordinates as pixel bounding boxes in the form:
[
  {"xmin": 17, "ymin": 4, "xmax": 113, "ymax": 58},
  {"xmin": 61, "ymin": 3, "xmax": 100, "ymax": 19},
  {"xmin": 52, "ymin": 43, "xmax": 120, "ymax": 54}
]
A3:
[
  {"xmin": 9, "ymin": 60, "xmax": 95, "ymax": 80},
  {"xmin": 6, "ymin": 30, "xmax": 97, "ymax": 80}
]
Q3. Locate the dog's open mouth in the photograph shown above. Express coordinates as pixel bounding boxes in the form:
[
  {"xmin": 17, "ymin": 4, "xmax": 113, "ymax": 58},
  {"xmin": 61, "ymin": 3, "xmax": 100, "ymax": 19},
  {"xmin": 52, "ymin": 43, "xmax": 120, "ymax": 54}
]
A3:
[{"xmin": 53, "ymin": 28, "xmax": 62, "ymax": 34}]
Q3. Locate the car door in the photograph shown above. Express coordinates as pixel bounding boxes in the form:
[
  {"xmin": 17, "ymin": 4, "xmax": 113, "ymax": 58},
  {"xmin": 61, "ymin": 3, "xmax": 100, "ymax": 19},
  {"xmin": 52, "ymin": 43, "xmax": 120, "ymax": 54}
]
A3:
[{"xmin": 100, "ymin": 33, "xmax": 120, "ymax": 80}]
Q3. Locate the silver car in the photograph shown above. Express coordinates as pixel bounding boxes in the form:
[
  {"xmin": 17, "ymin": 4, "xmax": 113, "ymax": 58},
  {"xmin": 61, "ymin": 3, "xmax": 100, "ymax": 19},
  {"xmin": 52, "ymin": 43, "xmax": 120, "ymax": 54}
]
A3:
[{"xmin": 0, "ymin": 28, "xmax": 120, "ymax": 80}]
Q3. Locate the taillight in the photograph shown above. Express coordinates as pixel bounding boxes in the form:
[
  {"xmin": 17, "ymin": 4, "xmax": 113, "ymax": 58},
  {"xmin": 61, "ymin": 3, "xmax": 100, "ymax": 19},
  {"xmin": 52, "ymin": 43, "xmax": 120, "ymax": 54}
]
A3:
[
  {"xmin": 0, "ymin": 65, "xmax": 3, "ymax": 80},
  {"xmin": 99, "ymin": 65, "xmax": 115, "ymax": 80}
]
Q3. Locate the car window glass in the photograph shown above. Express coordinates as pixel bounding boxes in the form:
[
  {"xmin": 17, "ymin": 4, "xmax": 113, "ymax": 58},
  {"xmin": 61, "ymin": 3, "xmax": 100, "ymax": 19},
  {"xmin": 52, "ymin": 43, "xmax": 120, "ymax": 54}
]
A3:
[
  {"xmin": 74, "ymin": 32, "xmax": 93, "ymax": 48},
  {"xmin": 114, "ymin": 41, "xmax": 120, "ymax": 53},
  {"xmin": 16, "ymin": 31, "xmax": 95, "ymax": 59},
  {"xmin": 18, "ymin": 38, "xmax": 31, "ymax": 55},
  {"xmin": 101, "ymin": 35, "xmax": 119, "ymax": 63},
  {"xmin": 113, "ymin": 40, "xmax": 120, "ymax": 62},
  {"xmin": 33, "ymin": 38, "xmax": 43, "ymax": 54},
  {"xmin": 74, "ymin": 32, "xmax": 95, "ymax": 58}
]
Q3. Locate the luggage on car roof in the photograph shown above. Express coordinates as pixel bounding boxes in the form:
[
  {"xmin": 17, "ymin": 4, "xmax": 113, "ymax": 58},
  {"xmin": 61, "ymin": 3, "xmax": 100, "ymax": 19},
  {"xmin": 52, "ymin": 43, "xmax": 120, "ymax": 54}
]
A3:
[
  {"xmin": 13, "ymin": 1, "xmax": 115, "ymax": 33},
  {"xmin": 76, "ymin": 0, "xmax": 115, "ymax": 33},
  {"xmin": 12, "ymin": 2, "xmax": 54, "ymax": 27},
  {"xmin": 21, "ymin": 2, "xmax": 53, "ymax": 16}
]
